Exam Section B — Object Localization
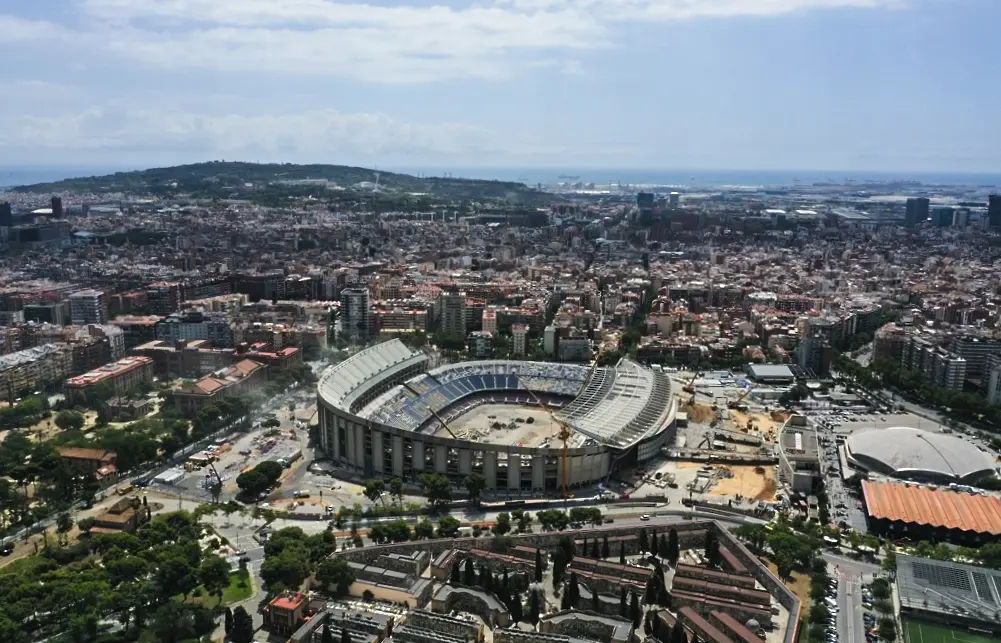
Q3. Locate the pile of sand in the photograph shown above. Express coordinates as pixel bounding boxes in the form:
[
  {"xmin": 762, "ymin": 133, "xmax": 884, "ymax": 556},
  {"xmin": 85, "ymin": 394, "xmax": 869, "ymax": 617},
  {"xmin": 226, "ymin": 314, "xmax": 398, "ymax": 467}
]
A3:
[
  {"xmin": 707, "ymin": 465, "xmax": 778, "ymax": 501},
  {"xmin": 684, "ymin": 403, "xmax": 714, "ymax": 423}
]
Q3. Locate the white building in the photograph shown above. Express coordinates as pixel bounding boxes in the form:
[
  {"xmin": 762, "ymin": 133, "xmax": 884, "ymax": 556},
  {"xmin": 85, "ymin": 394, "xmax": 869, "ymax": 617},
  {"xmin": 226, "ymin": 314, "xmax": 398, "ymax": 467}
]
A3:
[{"xmin": 512, "ymin": 324, "xmax": 528, "ymax": 356}]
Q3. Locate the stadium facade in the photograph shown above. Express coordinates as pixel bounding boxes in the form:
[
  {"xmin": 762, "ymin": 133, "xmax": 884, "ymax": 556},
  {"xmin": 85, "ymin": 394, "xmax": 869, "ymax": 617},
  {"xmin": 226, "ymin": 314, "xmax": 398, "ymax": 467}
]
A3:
[{"xmin": 316, "ymin": 340, "xmax": 678, "ymax": 491}]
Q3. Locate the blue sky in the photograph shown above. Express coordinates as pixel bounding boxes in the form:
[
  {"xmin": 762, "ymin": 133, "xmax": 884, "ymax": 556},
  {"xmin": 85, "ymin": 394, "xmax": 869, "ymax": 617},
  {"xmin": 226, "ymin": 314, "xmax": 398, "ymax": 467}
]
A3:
[{"xmin": 0, "ymin": 0, "xmax": 998, "ymax": 172}]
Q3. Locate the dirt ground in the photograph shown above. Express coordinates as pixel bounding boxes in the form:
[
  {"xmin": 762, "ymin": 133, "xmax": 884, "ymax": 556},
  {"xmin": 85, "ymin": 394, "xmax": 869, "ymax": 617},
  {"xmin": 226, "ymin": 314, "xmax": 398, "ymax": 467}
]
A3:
[
  {"xmin": 729, "ymin": 410, "xmax": 780, "ymax": 442},
  {"xmin": 707, "ymin": 465, "xmax": 778, "ymax": 501},
  {"xmin": 684, "ymin": 403, "xmax": 714, "ymax": 423},
  {"xmin": 765, "ymin": 559, "xmax": 811, "ymax": 608},
  {"xmin": 445, "ymin": 404, "xmax": 560, "ymax": 448}
]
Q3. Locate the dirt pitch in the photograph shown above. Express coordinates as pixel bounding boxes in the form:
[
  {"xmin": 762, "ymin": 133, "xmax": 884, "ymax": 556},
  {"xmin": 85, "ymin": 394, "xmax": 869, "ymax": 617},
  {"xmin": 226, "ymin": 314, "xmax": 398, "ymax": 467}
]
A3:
[
  {"xmin": 443, "ymin": 404, "xmax": 561, "ymax": 448},
  {"xmin": 707, "ymin": 465, "xmax": 778, "ymax": 501}
]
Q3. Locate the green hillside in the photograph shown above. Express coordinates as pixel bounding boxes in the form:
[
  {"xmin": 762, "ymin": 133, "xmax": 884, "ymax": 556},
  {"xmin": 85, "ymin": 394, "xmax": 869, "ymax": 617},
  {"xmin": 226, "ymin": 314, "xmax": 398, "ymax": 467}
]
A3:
[{"xmin": 10, "ymin": 161, "xmax": 551, "ymax": 204}]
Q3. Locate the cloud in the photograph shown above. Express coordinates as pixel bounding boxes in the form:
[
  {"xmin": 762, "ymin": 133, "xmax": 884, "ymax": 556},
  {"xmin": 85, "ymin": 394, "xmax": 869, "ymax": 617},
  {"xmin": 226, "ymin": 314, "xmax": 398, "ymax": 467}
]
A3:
[
  {"xmin": 0, "ymin": 106, "xmax": 500, "ymax": 158},
  {"xmin": 1, "ymin": 0, "xmax": 902, "ymax": 83}
]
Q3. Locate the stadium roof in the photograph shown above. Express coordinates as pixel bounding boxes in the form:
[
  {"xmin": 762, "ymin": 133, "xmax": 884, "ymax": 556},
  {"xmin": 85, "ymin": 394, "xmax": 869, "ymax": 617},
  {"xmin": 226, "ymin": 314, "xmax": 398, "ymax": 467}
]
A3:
[
  {"xmin": 846, "ymin": 427, "xmax": 997, "ymax": 482},
  {"xmin": 862, "ymin": 480, "xmax": 1001, "ymax": 535},
  {"xmin": 557, "ymin": 358, "xmax": 675, "ymax": 448},
  {"xmin": 317, "ymin": 340, "xmax": 428, "ymax": 413},
  {"xmin": 896, "ymin": 554, "xmax": 1001, "ymax": 622}
]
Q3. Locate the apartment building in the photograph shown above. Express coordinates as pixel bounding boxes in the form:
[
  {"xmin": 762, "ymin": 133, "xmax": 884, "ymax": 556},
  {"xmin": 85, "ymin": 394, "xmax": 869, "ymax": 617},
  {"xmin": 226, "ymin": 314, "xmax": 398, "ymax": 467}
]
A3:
[
  {"xmin": 69, "ymin": 289, "xmax": 109, "ymax": 325},
  {"xmin": 63, "ymin": 355, "xmax": 155, "ymax": 402},
  {"xmin": 173, "ymin": 359, "xmax": 267, "ymax": 415},
  {"xmin": 157, "ymin": 310, "xmax": 234, "ymax": 348},
  {"xmin": 0, "ymin": 344, "xmax": 73, "ymax": 397}
]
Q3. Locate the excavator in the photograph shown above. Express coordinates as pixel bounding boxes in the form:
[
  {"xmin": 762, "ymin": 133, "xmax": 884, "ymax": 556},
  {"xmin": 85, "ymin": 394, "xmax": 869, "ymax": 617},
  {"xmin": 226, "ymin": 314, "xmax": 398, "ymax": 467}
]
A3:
[
  {"xmin": 682, "ymin": 371, "xmax": 699, "ymax": 396},
  {"xmin": 728, "ymin": 385, "xmax": 756, "ymax": 411}
]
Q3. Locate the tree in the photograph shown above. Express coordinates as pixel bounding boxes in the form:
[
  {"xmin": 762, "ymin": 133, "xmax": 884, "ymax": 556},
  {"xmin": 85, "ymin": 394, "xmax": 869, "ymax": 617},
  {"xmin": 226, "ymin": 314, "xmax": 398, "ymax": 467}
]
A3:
[
  {"xmin": 591, "ymin": 538, "xmax": 600, "ymax": 558},
  {"xmin": 419, "ymin": 473, "xmax": 452, "ymax": 510},
  {"xmin": 493, "ymin": 512, "xmax": 511, "ymax": 536},
  {"xmin": 437, "ymin": 515, "xmax": 461, "ymax": 538},
  {"xmin": 231, "ymin": 606, "xmax": 254, "ymax": 643},
  {"xmin": 877, "ymin": 618, "xmax": 896, "ymax": 642},
  {"xmin": 199, "ymin": 555, "xmax": 232, "ymax": 604},
  {"xmin": 450, "ymin": 562, "xmax": 460, "ymax": 584},
  {"xmin": 567, "ymin": 572, "xmax": 580, "ymax": 607},
  {"xmin": 629, "ymin": 592, "xmax": 640, "ymax": 628},
  {"xmin": 529, "ymin": 590, "xmax": 540, "ymax": 624},
  {"xmin": 414, "ymin": 518, "xmax": 434, "ymax": 540},
  {"xmin": 639, "ymin": 528, "xmax": 648, "ymax": 553},
  {"xmin": 389, "ymin": 477, "xmax": 404, "ymax": 504},
  {"xmin": 341, "ymin": 625, "xmax": 352, "ymax": 643},
  {"xmin": 602, "ymin": 535, "xmax": 610, "ymax": 559},
  {"xmin": 224, "ymin": 607, "xmax": 234, "ymax": 636},
  {"xmin": 55, "ymin": 410, "xmax": 86, "ymax": 432},
  {"xmin": 510, "ymin": 593, "xmax": 524, "ymax": 623},
  {"xmin": 464, "ymin": 472, "xmax": 486, "ymax": 507},
  {"xmin": 363, "ymin": 479, "xmax": 386, "ymax": 505},
  {"xmin": 552, "ymin": 548, "xmax": 567, "ymax": 586},
  {"xmin": 592, "ymin": 587, "xmax": 600, "ymax": 612},
  {"xmin": 235, "ymin": 469, "xmax": 270, "ymax": 497},
  {"xmin": 667, "ymin": 528, "xmax": 680, "ymax": 565},
  {"xmin": 619, "ymin": 587, "xmax": 627, "ymax": 617},
  {"xmin": 317, "ymin": 558, "xmax": 356, "ymax": 596},
  {"xmin": 56, "ymin": 512, "xmax": 74, "ymax": 545},
  {"xmin": 535, "ymin": 549, "xmax": 543, "ymax": 582},
  {"xmin": 620, "ymin": 543, "xmax": 626, "ymax": 564},
  {"xmin": 464, "ymin": 558, "xmax": 476, "ymax": 586}
]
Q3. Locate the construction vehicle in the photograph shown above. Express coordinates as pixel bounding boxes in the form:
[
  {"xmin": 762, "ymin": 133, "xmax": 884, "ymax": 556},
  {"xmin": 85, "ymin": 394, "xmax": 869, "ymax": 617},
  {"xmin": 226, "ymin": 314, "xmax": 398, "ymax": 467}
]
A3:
[
  {"xmin": 682, "ymin": 371, "xmax": 699, "ymax": 396},
  {"xmin": 427, "ymin": 406, "xmax": 459, "ymax": 439},
  {"xmin": 728, "ymin": 385, "xmax": 755, "ymax": 411}
]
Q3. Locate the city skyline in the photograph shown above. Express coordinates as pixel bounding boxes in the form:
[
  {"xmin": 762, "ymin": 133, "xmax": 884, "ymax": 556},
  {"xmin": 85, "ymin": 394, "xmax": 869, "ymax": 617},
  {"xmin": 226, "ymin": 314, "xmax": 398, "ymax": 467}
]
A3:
[{"xmin": 1, "ymin": 0, "xmax": 999, "ymax": 171}]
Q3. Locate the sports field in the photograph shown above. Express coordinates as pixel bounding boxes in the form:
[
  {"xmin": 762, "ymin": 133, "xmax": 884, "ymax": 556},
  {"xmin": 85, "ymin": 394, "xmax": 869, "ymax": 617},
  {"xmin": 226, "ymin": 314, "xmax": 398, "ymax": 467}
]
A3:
[{"xmin": 903, "ymin": 619, "xmax": 1001, "ymax": 643}]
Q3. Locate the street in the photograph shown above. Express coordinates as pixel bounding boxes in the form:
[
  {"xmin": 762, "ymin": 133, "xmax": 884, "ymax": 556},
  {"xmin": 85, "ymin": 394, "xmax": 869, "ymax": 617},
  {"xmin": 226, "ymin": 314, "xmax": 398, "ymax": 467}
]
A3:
[{"xmin": 829, "ymin": 555, "xmax": 879, "ymax": 643}]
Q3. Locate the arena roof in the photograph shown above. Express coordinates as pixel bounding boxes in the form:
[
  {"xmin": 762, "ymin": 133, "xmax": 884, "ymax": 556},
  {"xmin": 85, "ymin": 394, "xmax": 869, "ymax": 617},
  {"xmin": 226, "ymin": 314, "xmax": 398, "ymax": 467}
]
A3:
[
  {"xmin": 317, "ymin": 340, "xmax": 428, "ymax": 412},
  {"xmin": 861, "ymin": 480, "xmax": 1001, "ymax": 535},
  {"xmin": 846, "ymin": 427, "xmax": 997, "ymax": 482},
  {"xmin": 896, "ymin": 554, "xmax": 1001, "ymax": 622},
  {"xmin": 557, "ymin": 359, "xmax": 675, "ymax": 447}
]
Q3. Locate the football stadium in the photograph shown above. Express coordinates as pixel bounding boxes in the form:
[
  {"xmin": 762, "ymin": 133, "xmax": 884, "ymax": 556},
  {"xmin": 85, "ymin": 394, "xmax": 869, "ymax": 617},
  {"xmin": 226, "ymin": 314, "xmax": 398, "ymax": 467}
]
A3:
[{"xmin": 316, "ymin": 340, "xmax": 678, "ymax": 491}]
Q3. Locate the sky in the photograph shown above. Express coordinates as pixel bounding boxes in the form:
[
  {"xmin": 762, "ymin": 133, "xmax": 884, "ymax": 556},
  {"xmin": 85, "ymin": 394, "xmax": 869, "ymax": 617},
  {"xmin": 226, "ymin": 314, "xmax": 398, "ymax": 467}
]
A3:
[{"xmin": 0, "ymin": 0, "xmax": 998, "ymax": 173}]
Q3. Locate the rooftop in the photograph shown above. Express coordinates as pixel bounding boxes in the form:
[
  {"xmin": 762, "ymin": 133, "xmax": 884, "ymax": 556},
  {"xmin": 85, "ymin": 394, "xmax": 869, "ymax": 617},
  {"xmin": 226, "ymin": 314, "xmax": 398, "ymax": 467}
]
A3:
[
  {"xmin": 896, "ymin": 554, "xmax": 1001, "ymax": 622},
  {"xmin": 862, "ymin": 480, "xmax": 1001, "ymax": 535}
]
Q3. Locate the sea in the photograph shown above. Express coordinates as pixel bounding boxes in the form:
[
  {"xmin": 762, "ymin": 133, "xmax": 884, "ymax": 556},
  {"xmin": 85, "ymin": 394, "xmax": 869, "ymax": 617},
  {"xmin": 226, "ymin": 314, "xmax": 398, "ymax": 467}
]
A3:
[{"xmin": 1, "ymin": 165, "xmax": 999, "ymax": 190}]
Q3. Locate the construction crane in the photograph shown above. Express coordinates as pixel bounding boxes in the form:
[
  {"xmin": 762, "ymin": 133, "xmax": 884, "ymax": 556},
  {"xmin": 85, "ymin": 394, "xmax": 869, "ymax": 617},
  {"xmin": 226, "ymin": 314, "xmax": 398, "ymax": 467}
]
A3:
[
  {"xmin": 427, "ymin": 406, "xmax": 459, "ymax": 440},
  {"xmin": 682, "ymin": 371, "xmax": 699, "ymax": 396},
  {"xmin": 728, "ymin": 385, "xmax": 756, "ymax": 411},
  {"xmin": 206, "ymin": 461, "xmax": 223, "ymax": 501}
]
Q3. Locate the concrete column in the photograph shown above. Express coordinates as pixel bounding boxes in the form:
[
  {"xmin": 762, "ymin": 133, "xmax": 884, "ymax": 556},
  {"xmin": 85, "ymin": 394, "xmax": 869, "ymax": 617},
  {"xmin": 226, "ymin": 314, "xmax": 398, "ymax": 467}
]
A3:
[
  {"xmin": 372, "ymin": 430, "xmax": 384, "ymax": 474},
  {"xmin": 458, "ymin": 449, "xmax": 472, "ymax": 476},
  {"xmin": 413, "ymin": 441, "xmax": 425, "ymax": 473},
  {"xmin": 392, "ymin": 435, "xmax": 404, "ymax": 477},
  {"xmin": 508, "ymin": 454, "xmax": 521, "ymax": 491},
  {"xmin": 354, "ymin": 424, "xmax": 365, "ymax": 469},
  {"xmin": 531, "ymin": 455, "xmax": 545, "ymax": 490},
  {"xmin": 484, "ymin": 451, "xmax": 498, "ymax": 489},
  {"xmin": 435, "ymin": 444, "xmax": 448, "ymax": 474},
  {"xmin": 345, "ymin": 422, "xmax": 356, "ymax": 467}
]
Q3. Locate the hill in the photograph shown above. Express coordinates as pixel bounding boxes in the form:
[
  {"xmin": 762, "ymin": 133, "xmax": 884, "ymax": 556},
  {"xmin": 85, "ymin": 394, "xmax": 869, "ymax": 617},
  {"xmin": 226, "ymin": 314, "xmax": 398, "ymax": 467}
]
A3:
[{"xmin": 10, "ymin": 161, "xmax": 551, "ymax": 204}]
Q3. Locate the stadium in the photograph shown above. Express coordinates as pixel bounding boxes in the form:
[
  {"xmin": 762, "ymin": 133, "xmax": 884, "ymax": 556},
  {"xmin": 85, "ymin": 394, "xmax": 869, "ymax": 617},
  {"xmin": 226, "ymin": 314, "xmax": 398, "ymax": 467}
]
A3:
[
  {"xmin": 845, "ymin": 427, "xmax": 998, "ymax": 485},
  {"xmin": 316, "ymin": 340, "xmax": 678, "ymax": 491},
  {"xmin": 896, "ymin": 553, "xmax": 1001, "ymax": 637}
]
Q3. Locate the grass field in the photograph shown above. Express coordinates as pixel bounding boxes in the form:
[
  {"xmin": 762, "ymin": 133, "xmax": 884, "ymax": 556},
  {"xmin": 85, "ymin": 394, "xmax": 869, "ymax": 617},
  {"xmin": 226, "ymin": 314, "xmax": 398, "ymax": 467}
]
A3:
[
  {"xmin": 903, "ymin": 619, "xmax": 1001, "ymax": 643},
  {"xmin": 186, "ymin": 569, "xmax": 253, "ymax": 606}
]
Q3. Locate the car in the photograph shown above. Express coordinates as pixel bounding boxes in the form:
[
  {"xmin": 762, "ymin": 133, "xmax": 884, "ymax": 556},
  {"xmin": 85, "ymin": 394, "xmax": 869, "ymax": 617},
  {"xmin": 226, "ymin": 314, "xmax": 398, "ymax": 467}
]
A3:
[
  {"xmin": 0, "ymin": 543, "xmax": 13, "ymax": 556},
  {"xmin": 640, "ymin": 515, "xmax": 650, "ymax": 521}
]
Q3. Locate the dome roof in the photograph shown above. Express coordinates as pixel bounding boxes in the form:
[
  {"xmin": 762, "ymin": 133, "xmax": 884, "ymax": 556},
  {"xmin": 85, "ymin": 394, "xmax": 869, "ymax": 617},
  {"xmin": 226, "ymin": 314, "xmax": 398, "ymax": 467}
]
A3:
[{"xmin": 846, "ymin": 427, "xmax": 996, "ymax": 482}]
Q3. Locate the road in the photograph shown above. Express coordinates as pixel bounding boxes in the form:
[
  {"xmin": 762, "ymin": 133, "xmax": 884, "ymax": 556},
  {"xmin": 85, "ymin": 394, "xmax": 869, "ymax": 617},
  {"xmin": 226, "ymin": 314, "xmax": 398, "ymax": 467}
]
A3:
[{"xmin": 829, "ymin": 555, "xmax": 878, "ymax": 643}]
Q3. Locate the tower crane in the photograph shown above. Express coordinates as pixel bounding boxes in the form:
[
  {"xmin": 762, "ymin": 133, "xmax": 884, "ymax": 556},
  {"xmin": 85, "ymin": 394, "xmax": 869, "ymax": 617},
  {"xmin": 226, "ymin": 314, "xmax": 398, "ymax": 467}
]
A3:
[
  {"xmin": 728, "ymin": 385, "xmax": 756, "ymax": 411},
  {"xmin": 427, "ymin": 406, "xmax": 460, "ymax": 440}
]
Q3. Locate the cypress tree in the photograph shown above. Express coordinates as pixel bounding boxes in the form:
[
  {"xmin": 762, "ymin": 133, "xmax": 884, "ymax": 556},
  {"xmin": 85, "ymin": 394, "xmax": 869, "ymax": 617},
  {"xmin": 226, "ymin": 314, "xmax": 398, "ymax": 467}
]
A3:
[
  {"xmin": 658, "ymin": 534, "xmax": 668, "ymax": 559},
  {"xmin": 568, "ymin": 572, "xmax": 580, "ymax": 608},
  {"xmin": 667, "ymin": 528, "xmax": 680, "ymax": 566},
  {"xmin": 530, "ymin": 590, "xmax": 540, "ymax": 624},
  {"xmin": 224, "ymin": 607, "xmax": 233, "ymax": 636},
  {"xmin": 671, "ymin": 623, "xmax": 688, "ymax": 643},
  {"xmin": 619, "ymin": 587, "xmax": 627, "ymax": 617},
  {"xmin": 602, "ymin": 535, "xmax": 610, "ymax": 559},
  {"xmin": 591, "ymin": 539, "xmax": 599, "ymax": 559},
  {"xmin": 464, "ymin": 558, "xmax": 475, "ymax": 586},
  {"xmin": 535, "ymin": 549, "xmax": 543, "ymax": 582},
  {"xmin": 629, "ymin": 592, "xmax": 640, "ymax": 629},
  {"xmin": 591, "ymin": 587, "xmax": 600, "ymax": 612},
  {"xmin": 450, "ymin": 561, "xmax": 460, "ymax": 584},
  {"xmin": 322, "ymin": 618, "xmax": 334, "ymax": 643},
  {"xmin": 639, "ymin": 529, "xmax": 648, "ymax": 553},
  {"xmin": 619, "ymin": 542, "xmax": 626, "ymax": 564}
]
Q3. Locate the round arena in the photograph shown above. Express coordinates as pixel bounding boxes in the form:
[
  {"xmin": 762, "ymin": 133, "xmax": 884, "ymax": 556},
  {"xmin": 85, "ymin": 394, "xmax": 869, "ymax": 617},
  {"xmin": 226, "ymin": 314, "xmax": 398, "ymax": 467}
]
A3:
[{"xmin": 316, "ymin": 339, "xmax": 678, "ymax": 492}]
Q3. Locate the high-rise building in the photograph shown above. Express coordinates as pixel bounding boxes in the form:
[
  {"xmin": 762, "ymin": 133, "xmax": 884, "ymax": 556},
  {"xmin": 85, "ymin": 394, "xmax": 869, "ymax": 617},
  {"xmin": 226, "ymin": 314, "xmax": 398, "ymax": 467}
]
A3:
[
  {"xmin": 637, "ymin": 192, "xmax": 655, "ymax": 226},
  {"xmin": 512, "ymin": 324, "xmax": 528, "ymax": 356},
  {"xmin": 987, "ymin": 365, "xmax": 1001, "ymax": 406},
  {"xmin": 931, "ymin": 207, "xmax": 954, "ymax": 227},
  {"xmin": 69, "ymin": 289, "xmax": 109, "ymax": 325},
  {"xmin": 904, "ymin": 197, "xmax": 929, "ymax": 228},
  {"xmin": 0, "ymin": 202, "xmax": 12, "ymax": 228},
  {"xmin": 50, "ymin": 196, "xmax": 63, "ymax": 218},
  {"xmin": 438, "ymin": 291, "xmax": 467, "ymax": 337},
  {"xmin": 797, "ymin": 335, "xmax": 832, "ymax": 378},
  {"xmin": 989, "ymin": 194, "xmax": 1001, "ymax": 229},
  {"xmin": 339, "ymin": 286, "xmax": 371, "ymax": 343}
]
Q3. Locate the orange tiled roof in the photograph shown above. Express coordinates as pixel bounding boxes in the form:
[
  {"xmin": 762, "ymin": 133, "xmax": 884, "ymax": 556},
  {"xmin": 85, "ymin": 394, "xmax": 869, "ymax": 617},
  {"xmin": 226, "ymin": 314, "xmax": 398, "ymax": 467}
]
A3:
[{"xmin": 862, "ymin": 480, "xmax": 1001, "ymax": 535}]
